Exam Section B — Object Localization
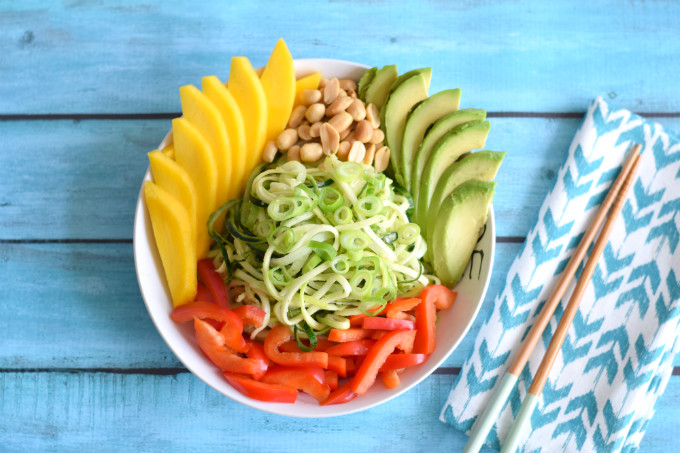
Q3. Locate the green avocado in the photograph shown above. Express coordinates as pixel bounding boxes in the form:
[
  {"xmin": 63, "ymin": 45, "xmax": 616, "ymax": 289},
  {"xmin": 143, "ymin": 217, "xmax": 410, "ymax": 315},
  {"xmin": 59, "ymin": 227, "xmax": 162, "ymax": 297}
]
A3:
[
  {"xmin": 431, "ymin": 180, "xmax": 496, "ymax": 287},
  {"xmin": 415, "ymin": 120, "xmax": 490, "ymax": 238},
  {"xmin": 387, "ymin": 67, "xmax": 432, "ymax": 96},
  {"xmin": 381, "ymin": 72, "xmax": 430, "ymax": 179},
  {"xmin": 410, "ymin": 108, "xmax": 486, "ymax": 195},
  {"xmin": 426, "ymin": 150, "xmax": 505, "ymax": 250},
  {"xmin": 399, "ymin": 88, "xmax": 461, "ymax": 188},
  {"xmin": 363, "ymin": 65, "xmax": 398, "ymax": 111},
  {"xmin": 357, "ymin": 67, "xmax": 377, "ymax": 99}
]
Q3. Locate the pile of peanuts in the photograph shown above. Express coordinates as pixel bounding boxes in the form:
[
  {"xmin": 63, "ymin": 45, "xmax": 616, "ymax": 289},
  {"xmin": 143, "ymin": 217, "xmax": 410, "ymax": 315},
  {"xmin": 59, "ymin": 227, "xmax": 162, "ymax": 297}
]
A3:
[{"xmin": 262, "ymin": 77, "xmax": 391, "ymax": 172}]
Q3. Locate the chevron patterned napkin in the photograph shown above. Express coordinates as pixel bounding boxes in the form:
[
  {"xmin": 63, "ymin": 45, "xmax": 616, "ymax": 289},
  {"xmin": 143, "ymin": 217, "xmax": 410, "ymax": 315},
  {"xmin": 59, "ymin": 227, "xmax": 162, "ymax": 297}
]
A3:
[{"xmin": 441, "ymin": 97, "xmax": 680, "ymax": 453}]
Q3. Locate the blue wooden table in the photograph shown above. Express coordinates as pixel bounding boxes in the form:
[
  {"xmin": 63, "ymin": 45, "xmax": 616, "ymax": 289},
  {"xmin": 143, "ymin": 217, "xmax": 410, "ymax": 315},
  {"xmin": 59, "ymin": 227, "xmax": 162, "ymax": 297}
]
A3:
[{"xmin": 2, "ymin": 1, "xmax": 679, "ymax": 451}]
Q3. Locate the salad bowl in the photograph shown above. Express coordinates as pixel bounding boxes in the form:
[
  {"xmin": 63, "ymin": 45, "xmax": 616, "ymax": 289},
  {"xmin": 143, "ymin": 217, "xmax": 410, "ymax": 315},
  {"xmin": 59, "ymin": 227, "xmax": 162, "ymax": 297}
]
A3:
[{"xmin": 133, "ymin": 59, "xmax": 495, "ymax": 417}]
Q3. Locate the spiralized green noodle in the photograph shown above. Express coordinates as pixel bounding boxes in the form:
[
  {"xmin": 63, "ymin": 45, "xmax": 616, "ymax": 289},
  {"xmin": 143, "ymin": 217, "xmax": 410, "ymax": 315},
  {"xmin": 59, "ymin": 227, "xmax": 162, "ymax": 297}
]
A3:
[{"xmin": 208, "ymin": 156, "xmax": 438, "ymax": 340}]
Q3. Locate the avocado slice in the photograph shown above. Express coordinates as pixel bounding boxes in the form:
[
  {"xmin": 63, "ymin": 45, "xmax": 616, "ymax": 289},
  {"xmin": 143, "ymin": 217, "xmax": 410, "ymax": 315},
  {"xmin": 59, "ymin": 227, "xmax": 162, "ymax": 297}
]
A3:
[
  {"xmin": 357, "ymin": 67, "xmax": 377, "ymax": 99},
  {"xmin": 387, "ymin": 67, "xmax": 432, "ymax": 96},
  {"xmin": 431, "ymin": 180, "xmax": 496, "ymax": 287},
  {"xmin": 415, "ymin": 120, "xmax": 490, "ymax": 237},
  {"xmin": 363, "ymin": 65, "xmax": 398, "ymax": 111},
  {"xmin": 381, "ymin": 72, "xmax": 430, "ymax": 179},
  {"xmin": 399, "ymin": 89, "xmax": 461, "ymax": 188},
  {"xmin": 426, "ymin": 150, "xmax": 505, "ymax": 250}
]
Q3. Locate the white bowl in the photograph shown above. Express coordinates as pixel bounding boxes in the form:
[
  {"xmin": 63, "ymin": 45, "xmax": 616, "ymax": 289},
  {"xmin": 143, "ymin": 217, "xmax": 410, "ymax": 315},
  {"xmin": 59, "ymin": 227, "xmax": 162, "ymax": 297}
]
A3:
[{"xmin": 133, "ymin": 59, "xmax": 495, "ymax": 417}]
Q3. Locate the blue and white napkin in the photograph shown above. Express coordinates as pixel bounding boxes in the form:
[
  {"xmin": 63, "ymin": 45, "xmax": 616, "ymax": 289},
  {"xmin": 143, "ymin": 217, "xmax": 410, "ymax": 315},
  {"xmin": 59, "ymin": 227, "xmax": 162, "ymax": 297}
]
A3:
[{"xmin": 441, "ymin": 97, "xmax": 680, "ymax": 453}]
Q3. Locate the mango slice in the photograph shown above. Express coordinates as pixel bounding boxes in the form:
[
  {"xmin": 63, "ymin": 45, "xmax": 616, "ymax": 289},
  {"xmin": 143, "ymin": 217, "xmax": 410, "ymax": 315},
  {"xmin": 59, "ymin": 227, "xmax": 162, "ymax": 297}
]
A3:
[
  {"xmin": 295, "ymin": 72, "xmax": 322, "ymax": 106},
  {"xmin": 227, "ymin": 56, "xmax": 267, "ymax": 176},
  {"xmin": 144, "ymin": 180, "xmax": 197, "ymax": 307},
  {"xmin": 179, "ymin": 85, "xmax": 233, "ymax": 204},
  {"xmin": 202, "ymin": 76, "xmax": 247, "ymax": 197},
  {"xmin": 161, "ymin": 144, "xmax": 175, "ymax": 159},
  {"xmin": 172, "ymin": 117, "xmax": 217, "ymax": 259},
  {"xmin": 148, "ymin": 149, "xmax": 197, "ymax": 244},
  {"xmin": 260, "ymin": 38, "xmax": 296, "ymax": 143}
]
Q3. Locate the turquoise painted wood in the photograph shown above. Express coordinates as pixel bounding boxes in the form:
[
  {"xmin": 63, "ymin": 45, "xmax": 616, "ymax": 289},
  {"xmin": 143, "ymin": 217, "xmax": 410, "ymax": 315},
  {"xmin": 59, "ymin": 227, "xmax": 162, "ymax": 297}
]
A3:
[{"xmin": 1, "ymin": 1, "xmax": 679, "ymax": 452}]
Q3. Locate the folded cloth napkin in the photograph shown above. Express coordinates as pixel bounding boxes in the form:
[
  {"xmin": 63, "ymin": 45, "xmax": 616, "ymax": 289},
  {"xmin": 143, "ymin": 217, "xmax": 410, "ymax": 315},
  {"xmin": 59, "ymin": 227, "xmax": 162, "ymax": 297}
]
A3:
[{"xmin": 441, "ymin": 97, "xmax": 680, "ymax": 453}]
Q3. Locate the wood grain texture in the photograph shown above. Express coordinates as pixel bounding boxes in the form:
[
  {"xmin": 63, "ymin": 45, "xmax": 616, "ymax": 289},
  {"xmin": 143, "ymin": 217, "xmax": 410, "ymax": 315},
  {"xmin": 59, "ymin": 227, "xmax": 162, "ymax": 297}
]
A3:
[
  {"xmin": 3, "ymin": 116, "xmax": 680, "ymax": 239},
  {"xmin": 2, "ymin": 0, "xmax": 680, "ymax": 114}
]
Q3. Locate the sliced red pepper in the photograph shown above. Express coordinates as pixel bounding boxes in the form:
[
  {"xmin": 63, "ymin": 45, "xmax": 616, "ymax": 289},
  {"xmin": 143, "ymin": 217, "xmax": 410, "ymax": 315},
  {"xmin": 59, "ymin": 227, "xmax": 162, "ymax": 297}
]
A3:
[
  {"xmin": 195, "ymin": 281, "xmax": 214, "ymax": 303},
  {"xmin": 362, "ymin": 317, "xmax": 415, "ymax": 331},
  {"xmin": 380, "ymin": 370, "xmax": 400, "ymax": 389},
  {"xmin": 279, "ymin": 338, "xmax": 333, "ymax": 353},
  {"xmin": 326, "ymin": 355, "xmax": 347, "ymax": 378},
  {"xmin": 413, "ymin": 296, "xmax": 436, "ymax": 354},
  {"xmin": 261, "ymin": 365, "xmax": 330, "ymax": 402},
  {"xmin": 350, "ymin": 330, "xmax": 416, "ymax": 394},
  {"xmin": 349, "ymin": 314, "xmax": 366, "ymax": 327},
  {"xmin": 194, "ymin": 317, "xmax": 265, "ymax": 375},
  {"xmin": 320, "ymin": 380, "xmax": 357, "ymax": 406},
  {"xmin": 197, "ymin": 258, "xmax": 230, "ymax": 307},
  {"xmin": 420, "ymin": 284, "xmax": 457, "ymax": 310},
  {"xmin": 223, "ymin": 372, "xmax": 297, "ymax": 403},
  {"xmin": 244, "ymin": 339, "xmax": 270, "ymax": 380},
  {"xmin": 232, "ymin": 305, "xmax": 266, "ymax": 328},
  {"xmin": 326, "ymin": 339, "xmax": 376, "ymax": 356},
  {"xmin": 379, "ymin": 353, "xmax": 428, "ymax": 371},
  {"xmin": 328, "ymin": 328, "xmax": 372, "ymax": 342},
  {"xmin": 325, "ymin": 370, "xmax": 339, "ymax": 391},
  {"xmin": 172, "ymin": 301, "xmax": 247, "ymax": 352},
  {"xmin": 345, "ymin": 357, "xmax": 357, "ymax": 377},
  {"xmin": 385, "ymin": 297, "xmax": 421, "ymax": 320},
  {"xmin": 264, "ymin": 324, "xmax": 328, "ymax": 368}
]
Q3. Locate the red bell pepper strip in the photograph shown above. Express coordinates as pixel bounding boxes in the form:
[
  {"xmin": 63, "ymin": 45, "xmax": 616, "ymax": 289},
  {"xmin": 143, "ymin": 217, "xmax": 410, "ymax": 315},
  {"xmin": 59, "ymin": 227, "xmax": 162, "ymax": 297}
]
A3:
[
  {"xmin": 261, "ymin": 365, "xmax": 331, "ymax": 402},
  {"xmin": 345, "ymin": 357, "xmax": 358, "ymax": 377},
  {"xmin": 380, "ymin": 370, "xmax": 400, "ymax": 389},
  {"xmin": 171, "ymin": 301, "xmax": 247, "ymax": 352},
  {"xmin": 362, "ymin": 317, "xmax": 415, "ymax": 331},
  {"xmin": 351, "ymin": 330, "xmax": 416, "ymax": 394},
  {"xmin": 385, "ymin": 297, "xmax": 421, "ymax": 319},
  {"xmin": 325, "ymin": 339, "xmax": 376, "ymax": 356},
  {"xmin": 326, "ymin": 355, "xmax": 347, "ymax": 378},
  {"xmin": 278, "ymin": 338, "xmax": 334, "ymax": 353},
  {"xmin": 223, "ymin": 372, "xmax": 298, "ymax": 403},
  {"xmin": 349, "ymin": 314, "xmax": 366, "ymax": 327},
  {"xmin": 264, "ymin": 325, "xmax": 328, "ymax": 368},
  {"xmin": 232, "ymin": 305, "xmax": 266, "ymax": 328},
  {"xmin": 413, "ymin": 296, "xmax": 436, "ymax": 354},
  {"xmin": 420, "ymin": 284, "xmax": 457, "ymax": 310},
  {"xmin": 320, "ymin": 380, "xmax": 358, "ymax": 406},
  {"xmin": 328, "ymin": 328, "xmax": 372, "ymax": 342},
  {"xmin": 194, "ymin": 317, "xmax": 265, "ymax": 375},
  {"xmin": 324, "ymin": 370, "xmax": 339, "ymax": 391},
  {"xmin": 197, "ymin": 258, "xmax": 230, "ymax": 307},
  {"xmin": 194, "ymin": 281, "xmax": 214, "ymax": 303},
  {"xmin": 379, "ymin": 353, "xmax": 428, "ymax": 371},
  {"xmin": 244, "ymin": 339, "xmax": 270, "ymax": 380}
]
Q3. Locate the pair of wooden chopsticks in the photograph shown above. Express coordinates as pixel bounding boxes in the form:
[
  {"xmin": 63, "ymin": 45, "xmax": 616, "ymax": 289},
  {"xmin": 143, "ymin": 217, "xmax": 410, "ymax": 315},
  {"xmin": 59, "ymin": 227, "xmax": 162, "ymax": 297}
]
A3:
[{"xmin": 463, "ymin": 144, "xmax": 643, "ymax": 453}]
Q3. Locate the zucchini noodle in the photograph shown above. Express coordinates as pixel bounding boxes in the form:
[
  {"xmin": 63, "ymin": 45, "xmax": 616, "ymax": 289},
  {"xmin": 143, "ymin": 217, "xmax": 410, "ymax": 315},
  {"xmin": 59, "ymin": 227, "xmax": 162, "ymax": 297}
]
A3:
[{"xmin": 207, "ymin": 155, "xmax": 437, "ymax": 341}]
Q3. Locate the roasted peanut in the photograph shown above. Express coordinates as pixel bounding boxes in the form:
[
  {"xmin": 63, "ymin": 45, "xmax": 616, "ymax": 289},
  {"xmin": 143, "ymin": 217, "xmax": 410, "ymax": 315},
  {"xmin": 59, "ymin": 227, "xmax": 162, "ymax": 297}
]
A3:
[
  {"xmin": 263, "ymin": 141, "xmax": 278, "ymax": 162},
  {"xmin": 339, "ymin": 79, "xmax": 357, "ymax": 91},
  {"xmin": 369, "ymin": 128, "xmax": 385, "ymax": 144},
  {"xmin": 288, "ymin": 105, "xmax": 307, "ymax": 128},
  {"xmin": 339, "ymin": 126, "xmax": 352, "ymax": 141},
  {"xmin": 366, "ymin": 103, "xmax": 380, "ymax": 128},
  {"xmin": 318, "ymin": 77, "xmax": 328, "ymax": 89},
  {"xmin": 328, "ymin": 111, "xmax": 353, "ymax": 134},
  {"xmin": 363, "ymin": 143, "xmax": 376, "ymax": 165},
  {"xmin": 348, "ymin": 141, "xmax": 366, "ymax": 163},
  {"xmin": 287, "ymin": 145, "xmax": 301, "ymax": 162},
  {"xmin": 354, "ymin": 120, "xmax": 373, "ymax": 143},
  {"xmin": 310, "ymin": 122, "xmax": 322, "ymax": 138},
  {"xmin": 300, "ymin": 142, "xmax": 323, "ymax": 162},
  {"xmin": 374, "ymin": 146, "xmax": 390, "ymax": 172},
  {"xmin": 323, "ymin": 78, "xmax": 340, "ymax": 104},
  {"xmin": 325, "ymin": 96, "xmax": 353, "ymax": 117},
  {"xmin": 276, "ymin": 128, "xmax": 298, "ymax": 150},
  {"xmin": 346, "ymin": 88, "xmax": 357, "ymax": 99},
  {"xmin": 320, "ymin": 123, "xmax": 340, "ymax": 156},
  {"xmin": 300, "ymin": 89, "xmax": 322, "ymax": 106},
  {"xmin": 305, "ymin": 103, "xmax": 325, "ymax": 123},
  {"xmin": 337, "ymin": 141, "xmax": 351, "ymax": 161},
  {"xmin": 347, "ymin": 99, "xmax": 366, "ymax": 121},
  {"xmin": 298, "ymin": 122, "xmax": 312, "ymax": 141}
]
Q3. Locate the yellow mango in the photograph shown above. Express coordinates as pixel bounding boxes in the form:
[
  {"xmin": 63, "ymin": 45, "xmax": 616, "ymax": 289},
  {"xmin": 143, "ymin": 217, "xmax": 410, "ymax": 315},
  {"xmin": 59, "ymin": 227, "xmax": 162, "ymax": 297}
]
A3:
[
  {"xmin": 172, "ymin": 117, "xmax": 217, "ymax": 259},
  {"xmin": 179, "ymin": 85, "xmax": 233, "ymax": 204},
  {"xmin": 144, "ymin": 180, "xmax": 197, "ymax": 307},
  {"xmin": 295, "ymin": 72, "xmax": 322, "ymax": 106},
  {"xmin": 161, "ymin": 144, "xmax": 175, "ymax": 159},
  {"xmin": 260, "ymin": 38, "xmax": 296, "ymax": 143},
  {"xmin": 148, "ymin": 149, "xmax": 197, "ymax": 245},
  {"xmin": 227, "ymin": 56, "xmax": 267, "ymax": 176},
  {"xmin": 202, "ymin": 76, "xmax": 247, "ymax": 197}
]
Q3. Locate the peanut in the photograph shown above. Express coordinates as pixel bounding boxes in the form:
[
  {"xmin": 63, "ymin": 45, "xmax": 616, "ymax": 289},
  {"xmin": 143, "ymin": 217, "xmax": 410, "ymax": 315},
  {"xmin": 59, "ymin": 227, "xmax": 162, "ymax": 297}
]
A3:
[
  {"xmin": 288, "ymin": 105, "xmax": 307, "ymax": 128},
  {"xmin": 374, "ymin": 146, "xmax": 390, "ymax": 172},
  {"xmin": 300, "ymin": 142, "xmax": 323, "ymax": 162},
  {"xmin": 328, "ymin": 111, "xmax": 353, "ymax": 134},
  {"xmin": 323, "ymin": 78, "xmax": 340, "ymax": 104},
  {"xmin": 305, "ymin": 103, "xmax": 325, "ymax": 123},
  {"xmin": 325, "ymin": 96, "xmax": 353, "ymax": 117},
  {"xmin": 339, "ymin": 126, "xmax": 352, "ymax": 141},
  {"xmin": 337, "ymin": 141, "xmax": 351, "ymax": 161},
  {"xmin": 276, "ymin": 128, "xmax": 298, "ymax": 151},
  {"xmin": 369, "ymin": 128, "xmax": 384, "ymax": 144},
  {"xmin": 300, "ymin": 89, "xmax": 322, "ymax": 106},
  {"xmin": 318, "ymin": 77, "xmax": 328, "ymax": 89},
  {"xmin": 366, "ymin": 103, "xmax": 380, "ymax": 128},
  {"xmin": 263, "ymin": 141, "xmax": 278, "ymax": 162},
  {"xmin": 287, "ymin": 145, "xmax": 301, "ymax": 162},
  {"xmin": 320, "ymin": 123, "xmax": 340, "ymax": 156},
  {"xmin": 339, "ymin": 79, "xmax": 357, "ymax": 91},
  {"xmin": 347, "ymin": 99, "xmax": 366, "ymax": 121},
  {"xmin": 363, "ymin": 143, "xmax": 376, "ymax": 165},
  {"xmin": 348, "ymin": 141, "xmax": 366, "ymax": 163},
  {"xmin": 346, "ymin": 88, "xmax": 357, "ymax": 99},
  {"xmin": 310, "ymin": 122, "xmax": 322, "ymax": 138},
  {"xmin": 354, "ymin": 120, "xmax": 373, "ymax": 143},
  {"xmin": 298, "ymin": 122, "xmax": 312, "ymax": 141}
]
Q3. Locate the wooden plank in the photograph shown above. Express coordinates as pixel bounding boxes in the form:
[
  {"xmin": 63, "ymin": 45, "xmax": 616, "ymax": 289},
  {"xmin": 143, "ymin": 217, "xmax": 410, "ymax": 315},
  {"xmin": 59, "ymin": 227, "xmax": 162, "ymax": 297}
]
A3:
[
  {"xmin": 0, "ymin": 370, "xmax": 677, "ymax": 452},
  {"xmin": 4, "ymin": 116, "xmax": 680, "ymax": 239},
  {"xmin": 2, "ymin": 1, "xmax": 680, "ymax": 114}
]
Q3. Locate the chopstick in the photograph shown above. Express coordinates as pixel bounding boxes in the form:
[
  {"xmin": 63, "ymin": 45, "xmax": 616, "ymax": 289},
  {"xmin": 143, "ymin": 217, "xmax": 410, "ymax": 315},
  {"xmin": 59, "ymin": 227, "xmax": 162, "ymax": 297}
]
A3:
[{"xmin": 463, "ymin": 144, "xmax": 642, "ymax": 453}]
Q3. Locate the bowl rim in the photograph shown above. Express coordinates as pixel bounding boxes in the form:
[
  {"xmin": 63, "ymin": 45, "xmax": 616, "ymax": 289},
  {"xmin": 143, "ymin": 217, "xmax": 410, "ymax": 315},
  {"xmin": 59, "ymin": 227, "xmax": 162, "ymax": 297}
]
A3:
[{"xmin": 133, "ymin": 58, "xmax": 496, "ymax": 417}]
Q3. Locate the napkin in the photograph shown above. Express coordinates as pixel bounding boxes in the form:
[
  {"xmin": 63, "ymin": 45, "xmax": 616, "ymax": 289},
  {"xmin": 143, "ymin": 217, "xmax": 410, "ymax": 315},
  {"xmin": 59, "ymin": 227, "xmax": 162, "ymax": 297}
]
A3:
[{"xmin": 441, "ymin": 97, "xmax": 680, "ymax": 453}]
